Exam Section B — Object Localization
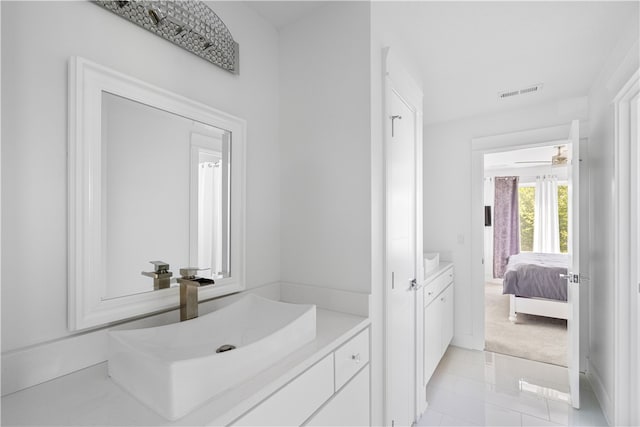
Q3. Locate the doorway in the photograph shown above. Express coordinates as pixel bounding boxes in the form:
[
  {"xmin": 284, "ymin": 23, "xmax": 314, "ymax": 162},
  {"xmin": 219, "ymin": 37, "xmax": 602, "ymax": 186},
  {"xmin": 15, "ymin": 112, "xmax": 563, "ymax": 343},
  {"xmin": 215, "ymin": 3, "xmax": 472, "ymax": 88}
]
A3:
[
  {"xmin": 470, "ymin": 121, "xmax": 585, "ymax": 409},
  {"xmin": 482, "ymin": 145, "xmax": 569, "ymax": 367}
]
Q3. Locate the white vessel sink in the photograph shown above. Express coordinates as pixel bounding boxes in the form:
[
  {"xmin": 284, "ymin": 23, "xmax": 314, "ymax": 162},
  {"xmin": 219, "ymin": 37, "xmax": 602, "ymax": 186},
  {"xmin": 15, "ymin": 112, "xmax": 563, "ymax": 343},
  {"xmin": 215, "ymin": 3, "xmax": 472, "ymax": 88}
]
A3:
[
  {"xmin": 424, "ymin": 252, "xmax": 440, "ymax": 276},
  {"xmin": 107, "ymin": 294, "xmax": 316, "ymax": 420}
]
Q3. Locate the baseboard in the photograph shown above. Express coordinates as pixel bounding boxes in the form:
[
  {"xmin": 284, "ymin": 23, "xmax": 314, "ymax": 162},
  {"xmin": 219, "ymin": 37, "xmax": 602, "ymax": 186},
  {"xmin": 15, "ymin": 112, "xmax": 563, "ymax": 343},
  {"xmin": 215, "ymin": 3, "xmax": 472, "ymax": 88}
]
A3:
[
  {"xmin": 280, "ymin": 282, "xmax": 370, "ymax": 317},
  {"xmin": 451, "ymin": 334, "xmax": 483, "ymax": 351},
  {"xmin": 587, "ymin": 360, "xmax": 613, "ymax": 426},
  {"xmin": 1, "ymin": 282, "xmax": 282, "ymax": 396}
]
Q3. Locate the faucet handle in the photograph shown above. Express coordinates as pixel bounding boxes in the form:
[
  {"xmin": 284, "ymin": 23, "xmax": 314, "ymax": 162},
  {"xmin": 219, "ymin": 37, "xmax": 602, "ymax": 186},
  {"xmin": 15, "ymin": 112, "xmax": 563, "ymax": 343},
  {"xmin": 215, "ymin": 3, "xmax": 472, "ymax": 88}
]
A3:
[
  {"xmin": 179, "ymin": 267, "xmax": 210, "ymax": 279},
  {"xmin": 149, "ymin": 260, "xmax": 170, "ymax": 274}
]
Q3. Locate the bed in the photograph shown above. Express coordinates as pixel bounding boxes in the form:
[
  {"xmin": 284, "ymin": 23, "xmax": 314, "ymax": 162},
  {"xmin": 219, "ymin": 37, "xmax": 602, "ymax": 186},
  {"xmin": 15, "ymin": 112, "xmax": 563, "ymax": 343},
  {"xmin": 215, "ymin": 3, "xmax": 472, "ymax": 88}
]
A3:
[{"xmin": 502, "ymin": 252, "xmax": 569, "ymax": 322}]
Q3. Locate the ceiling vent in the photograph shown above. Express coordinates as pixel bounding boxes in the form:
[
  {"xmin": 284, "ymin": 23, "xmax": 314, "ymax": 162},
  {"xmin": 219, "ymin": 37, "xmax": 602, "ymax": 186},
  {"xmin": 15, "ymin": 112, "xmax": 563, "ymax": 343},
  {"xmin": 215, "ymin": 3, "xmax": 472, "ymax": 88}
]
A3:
[{"xmin": 498, "ymin": 83, "xmax": 543, "ymax": 100}]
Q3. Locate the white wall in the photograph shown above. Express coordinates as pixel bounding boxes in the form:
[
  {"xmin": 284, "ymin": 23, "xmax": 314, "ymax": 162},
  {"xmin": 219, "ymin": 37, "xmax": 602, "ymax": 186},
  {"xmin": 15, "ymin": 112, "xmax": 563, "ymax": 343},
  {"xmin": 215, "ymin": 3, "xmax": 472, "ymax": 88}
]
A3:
[
  {"xmin": 586, "ymin": 11, "xmax": 639, "ymax": 422},
  {"xmin": 1, "ymin": 1, "xmax": 280, "ymax": 352},
  {"xmin": 423, "ymin": 98, "xmax": 589, "ymax": 349},
  {"xmin": 279, "ymin": 2, "xmax": 371, "ymax": 294}
]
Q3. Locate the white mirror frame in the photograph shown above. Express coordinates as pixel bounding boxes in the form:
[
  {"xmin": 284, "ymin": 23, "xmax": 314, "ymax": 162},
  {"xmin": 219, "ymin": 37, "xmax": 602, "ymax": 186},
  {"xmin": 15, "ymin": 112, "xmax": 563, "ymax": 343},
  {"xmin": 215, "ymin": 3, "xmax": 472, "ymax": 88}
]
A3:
[{"xmin": 68, "ymin": 56, "xmax": 246, "ymax": 331}]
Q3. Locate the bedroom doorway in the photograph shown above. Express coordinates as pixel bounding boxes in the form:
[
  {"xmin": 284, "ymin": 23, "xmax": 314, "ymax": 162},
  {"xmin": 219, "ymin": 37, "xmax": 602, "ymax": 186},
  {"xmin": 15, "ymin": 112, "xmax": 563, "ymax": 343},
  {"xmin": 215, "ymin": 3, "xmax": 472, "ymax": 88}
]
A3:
[
  {"xmin": 482, "ymin": 144, "xmax": 570, "ymax": 368},
  {"xmin": 484, "ymin": 144, "xmax": 569, "ymax": 367},
  {"xmin": 471, "ymin": 120, "xmax": 584, "ymax": 409}
]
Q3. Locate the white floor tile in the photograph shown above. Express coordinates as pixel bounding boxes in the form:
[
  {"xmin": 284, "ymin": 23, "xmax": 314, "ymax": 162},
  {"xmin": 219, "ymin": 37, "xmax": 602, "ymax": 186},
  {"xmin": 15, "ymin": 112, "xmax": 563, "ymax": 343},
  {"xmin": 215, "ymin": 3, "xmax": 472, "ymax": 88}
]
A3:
[
  {"xmin": 427, "ymin": 371, "xmax": 460, "ymax": 393},
  {"xmin": 452, "ymin": 376, "xmax": 494, "ymax": 400},
  {"xmin": 480, "ymin": 403, "xmax": 523, "ymax": 426},
  {"xmin": 416, "ymin": 408, "xmax": 444, "ymax": 426},
  {"xmin": 547, "ymin": 397, "xmax": 608, "ymax": 427},
  {"xmin": 417, "ymin": 347, "xmax": 608, "ymax": 427},
  {"xmin": 483, "ymin": 388, "xmax": 550, "ymax": 420},
  {"xmin": 546, "ymin": 399, "xmax": 572, "ymax": 425},
  {"xmin": 425, "ymin": 387, "xmax": 461, "ymax": 414},
  {"xmin": 426, "ymin": 386, "xmax": 523, "ymax": 426},
  {"xmin": 416, "ymin": 408, "xmax": 443, "ymax": 427},
  {"xmin": 439, "ymin": 414, "xmax": 480, "ymax": 426},
  {"xmin": 522, "ymin": 414, "xmax": 563, "ymax": 426}
]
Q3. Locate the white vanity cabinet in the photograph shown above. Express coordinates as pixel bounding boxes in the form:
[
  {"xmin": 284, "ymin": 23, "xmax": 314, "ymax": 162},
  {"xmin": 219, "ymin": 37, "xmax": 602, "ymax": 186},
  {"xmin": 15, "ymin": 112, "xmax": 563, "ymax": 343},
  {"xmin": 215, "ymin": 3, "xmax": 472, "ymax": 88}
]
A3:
[
  {"xmin": 231, "ymin": 328, "xmax": 370, "ymax": 427},
  {"xmin": 423, "ymin": 263, "xmax": 454, "ymax": 385},
  {"xmin": 305, "ymin": 366, "xmax": 369, "ymax": 426}
]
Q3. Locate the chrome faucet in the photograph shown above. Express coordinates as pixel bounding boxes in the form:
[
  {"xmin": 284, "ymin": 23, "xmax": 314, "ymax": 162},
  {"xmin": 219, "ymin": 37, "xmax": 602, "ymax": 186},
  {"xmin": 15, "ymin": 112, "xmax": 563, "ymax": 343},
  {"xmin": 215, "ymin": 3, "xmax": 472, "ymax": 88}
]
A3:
[
  {"xmin": 141, "ymin": 261, "xmax": 173, "ymax": 290},
  {"xmin": 177, "ymin": 268, "xmax": 215, "ymax": 321}
]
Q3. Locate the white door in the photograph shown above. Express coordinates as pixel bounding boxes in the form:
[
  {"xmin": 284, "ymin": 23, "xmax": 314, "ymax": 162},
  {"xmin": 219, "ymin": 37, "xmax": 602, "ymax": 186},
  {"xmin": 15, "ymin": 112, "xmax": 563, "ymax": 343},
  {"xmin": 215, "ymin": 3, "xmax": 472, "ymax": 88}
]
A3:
[
  {"xmin": 631, "ymin": 91, "xmax": 640, "ymax": 426},
  {"xmin": 566, "ymin": 119, "xmax": 581, "ymax": 409},
  {"xmin": 384, "ymin": 83, "xmax": 417, "ymax": 427}
]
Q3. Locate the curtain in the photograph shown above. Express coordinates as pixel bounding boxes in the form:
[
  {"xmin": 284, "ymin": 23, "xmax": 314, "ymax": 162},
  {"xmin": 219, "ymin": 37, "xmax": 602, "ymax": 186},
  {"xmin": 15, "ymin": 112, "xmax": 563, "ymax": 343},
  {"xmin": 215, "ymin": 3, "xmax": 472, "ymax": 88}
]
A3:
[
  {"xmin": 493, "ymin": 176, "xmax": 520, "ymax": 278},
  {"xmin": 198, "ymin": 162, "xmax": 222, "ymax": 273},
  {"xmin": 533, "ymin": 175, "xmax": 560, "ymax": 253},
  {"xmin": 484, "ymin": 177, "xmax": 495, "ymax": 279}
]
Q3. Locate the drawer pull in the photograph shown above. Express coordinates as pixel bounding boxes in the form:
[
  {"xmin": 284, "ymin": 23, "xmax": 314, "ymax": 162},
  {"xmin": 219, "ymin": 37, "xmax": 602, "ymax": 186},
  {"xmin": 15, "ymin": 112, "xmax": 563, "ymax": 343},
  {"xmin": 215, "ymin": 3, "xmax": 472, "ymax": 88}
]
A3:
[{"xmin": 351, "ymin": 353, "xmax": 361, "ymax": 363}]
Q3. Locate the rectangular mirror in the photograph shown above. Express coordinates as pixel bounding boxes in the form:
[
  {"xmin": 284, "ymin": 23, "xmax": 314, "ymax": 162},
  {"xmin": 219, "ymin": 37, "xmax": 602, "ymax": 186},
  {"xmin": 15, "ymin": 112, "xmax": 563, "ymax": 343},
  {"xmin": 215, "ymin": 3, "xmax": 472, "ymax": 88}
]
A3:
[{"xmin": 69, "ymin": 57, "xmax": 245, "ymax": 330}]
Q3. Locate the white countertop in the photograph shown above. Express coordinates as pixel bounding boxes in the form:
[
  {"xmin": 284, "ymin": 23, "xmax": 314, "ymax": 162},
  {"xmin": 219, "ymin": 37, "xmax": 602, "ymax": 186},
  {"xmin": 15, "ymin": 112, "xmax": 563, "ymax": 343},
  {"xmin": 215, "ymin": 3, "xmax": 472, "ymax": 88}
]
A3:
[
  {"xmin": 1, "ymin": 309, "xmax": 369, "ymax": 426},
  {"xmin": 423, "ymin": 261, "xmax": 453, "ymax": 284}
]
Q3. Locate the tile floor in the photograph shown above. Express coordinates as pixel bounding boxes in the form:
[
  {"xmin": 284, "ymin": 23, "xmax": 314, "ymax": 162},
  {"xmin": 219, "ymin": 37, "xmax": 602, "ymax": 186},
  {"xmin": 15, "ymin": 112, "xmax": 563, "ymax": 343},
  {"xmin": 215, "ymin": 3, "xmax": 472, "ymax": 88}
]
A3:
[{"xmin": 416, "ymin": 346, "xmax": 608, "ymax": 427}]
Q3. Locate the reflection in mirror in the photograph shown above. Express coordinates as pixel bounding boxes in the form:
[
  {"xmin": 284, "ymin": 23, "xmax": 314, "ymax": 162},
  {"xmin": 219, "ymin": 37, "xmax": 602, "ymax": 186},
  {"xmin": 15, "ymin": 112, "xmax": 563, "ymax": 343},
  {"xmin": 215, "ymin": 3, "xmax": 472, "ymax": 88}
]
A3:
[
  {"xmin": 190, "ymin": 131, "xmax": 231, "ymax": 279},
  {"xmin": 102, "ymin": 93, "xmax": 230, "ymax": 300},
  {"xmin": 68, "ymin": 56, "xmax": 246, "ymax": 330}
]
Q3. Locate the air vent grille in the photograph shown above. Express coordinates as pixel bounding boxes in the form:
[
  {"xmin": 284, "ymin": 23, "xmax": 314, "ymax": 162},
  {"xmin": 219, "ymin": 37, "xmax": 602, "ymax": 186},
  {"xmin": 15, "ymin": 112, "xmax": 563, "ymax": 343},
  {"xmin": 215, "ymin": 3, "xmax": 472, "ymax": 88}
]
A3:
[
  {"xmin": 498, "ymin": 83, "xmax": 543, "ymax": 99},
  {"xmin": 499, "ymin": 90, "xmax": 520, "ymax": 99}
]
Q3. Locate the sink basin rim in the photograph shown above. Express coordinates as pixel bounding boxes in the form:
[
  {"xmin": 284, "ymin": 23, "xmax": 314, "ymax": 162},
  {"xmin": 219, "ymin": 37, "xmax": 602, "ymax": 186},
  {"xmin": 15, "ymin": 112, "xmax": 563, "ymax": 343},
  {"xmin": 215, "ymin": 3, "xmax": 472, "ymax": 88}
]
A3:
[{"xmin": 107, "ymin": 293, "xmax": 317, "ymax": 420}]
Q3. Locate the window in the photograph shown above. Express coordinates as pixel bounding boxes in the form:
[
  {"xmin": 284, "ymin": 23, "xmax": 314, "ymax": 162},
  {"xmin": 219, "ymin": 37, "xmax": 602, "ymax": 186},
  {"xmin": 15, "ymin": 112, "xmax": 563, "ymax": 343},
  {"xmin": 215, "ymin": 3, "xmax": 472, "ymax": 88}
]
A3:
[
  {"xmin": 518, "ymin": 183, "xmax": 568, "ymax": 253},
  {"xmin": 518, "ymin": 185, "xmax": 535, "ymax": 251},
  {"xmin": 558, "ymin": 185, "xmax": 568, "ymax": 253}
]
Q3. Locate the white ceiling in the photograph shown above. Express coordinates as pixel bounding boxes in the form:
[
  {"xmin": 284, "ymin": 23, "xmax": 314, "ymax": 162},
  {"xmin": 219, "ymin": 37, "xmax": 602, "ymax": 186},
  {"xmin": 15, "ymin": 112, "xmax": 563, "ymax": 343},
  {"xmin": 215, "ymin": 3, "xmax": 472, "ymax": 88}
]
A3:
[{"xmin": 245, "ymin": 1, "xmax": 638, "ymax": 125}]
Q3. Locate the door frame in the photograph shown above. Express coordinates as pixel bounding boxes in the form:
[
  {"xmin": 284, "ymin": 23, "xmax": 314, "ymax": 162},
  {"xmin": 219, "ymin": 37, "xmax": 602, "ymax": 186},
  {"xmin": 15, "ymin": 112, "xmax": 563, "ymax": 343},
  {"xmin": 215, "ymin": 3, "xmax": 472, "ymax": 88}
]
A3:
[
  {"xmin": 470, "ymin": 123, "xmax": 589, "ymax": 374},
  {"xmin": 612, "ymin": 69, "xmax": 639, "ymax": 426},
  {"xmin": 382, "ymin": 47, "xmax": 424, "ymax": 426}
]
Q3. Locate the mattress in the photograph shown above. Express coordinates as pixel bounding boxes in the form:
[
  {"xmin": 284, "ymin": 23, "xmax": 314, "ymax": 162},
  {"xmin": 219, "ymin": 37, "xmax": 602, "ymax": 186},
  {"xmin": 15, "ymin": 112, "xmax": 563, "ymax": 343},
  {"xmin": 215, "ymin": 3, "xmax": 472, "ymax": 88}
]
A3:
[{"xmin": 502, "ymin": 252, "xmax": 569, "ymax": 301}]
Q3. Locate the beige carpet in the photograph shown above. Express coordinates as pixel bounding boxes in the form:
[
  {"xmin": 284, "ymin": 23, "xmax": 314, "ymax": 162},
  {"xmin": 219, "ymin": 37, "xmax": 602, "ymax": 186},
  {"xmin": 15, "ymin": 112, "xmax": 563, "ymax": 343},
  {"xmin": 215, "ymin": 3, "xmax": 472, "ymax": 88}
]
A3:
[{"xmin": 484, "ymin": 282, "xmax": 567, "ymax": 367}]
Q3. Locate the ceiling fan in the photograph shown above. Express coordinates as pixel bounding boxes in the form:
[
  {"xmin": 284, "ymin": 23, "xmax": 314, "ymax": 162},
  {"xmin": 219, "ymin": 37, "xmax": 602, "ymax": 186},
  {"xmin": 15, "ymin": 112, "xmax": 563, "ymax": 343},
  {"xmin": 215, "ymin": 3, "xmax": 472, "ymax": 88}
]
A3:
[
  {"xmin": 551, "ymin": 145, "xmax": 568, "ymax": 165},
  {"xmin": 514, "ymin": 145, "xmax": 567, "ymax": 166}
]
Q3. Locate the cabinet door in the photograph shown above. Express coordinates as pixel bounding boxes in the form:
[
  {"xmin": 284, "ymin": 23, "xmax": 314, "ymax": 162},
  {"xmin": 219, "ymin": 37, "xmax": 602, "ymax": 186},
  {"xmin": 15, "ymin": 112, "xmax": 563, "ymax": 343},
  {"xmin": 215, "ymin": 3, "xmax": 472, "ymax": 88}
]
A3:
[
  {"xmin": 441, "ymin": 284, "xmax": 454, "ymax": 355},
  {"xmin": 305, "ymin": 366, "xmax": 370, "ymax": 427},
  {"xmin": 232, "ymin": 355, "xmax": 334, "ymax": 426},
  {"xmin": 423, "ymin": 300, "xmax": 442, "ymax": 384},
  {"xmin": 335, "ymin": 329, "xmax": 369, "ymax": 390}
]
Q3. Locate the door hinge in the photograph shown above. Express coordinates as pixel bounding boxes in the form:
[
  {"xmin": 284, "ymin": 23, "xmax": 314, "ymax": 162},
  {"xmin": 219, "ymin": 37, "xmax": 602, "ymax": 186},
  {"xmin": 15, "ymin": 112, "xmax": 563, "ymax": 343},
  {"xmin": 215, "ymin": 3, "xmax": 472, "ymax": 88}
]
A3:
[
  {"xmin": 391, "ymin": 272, "xmax": 395, "ymax": 290},
  {"xmin": 391, "ymin": 420, "xmax": 395, "ymax": 427},
  {"xmin": 410, "ymin": 278, "xmax": 418, "ymax": 290}
]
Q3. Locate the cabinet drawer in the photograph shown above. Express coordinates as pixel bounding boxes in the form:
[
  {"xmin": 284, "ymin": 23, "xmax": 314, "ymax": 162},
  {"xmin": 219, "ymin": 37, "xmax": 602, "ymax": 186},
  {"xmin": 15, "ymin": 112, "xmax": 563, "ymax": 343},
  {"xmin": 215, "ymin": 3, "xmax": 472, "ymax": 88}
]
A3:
[
  {"xmin": 305, "ymin": 365, "xmax": 370, "ymax": 426},
  {"xmin": 334, "ymin": 329, "xmax": 369, "ymax": 391},
  {"xmin": 232, "ymin": 354, "xmax": 334, "ymax": 426},
  {"xmin": 424, "ymin": 267, "xmax": 454, "ymax": 307}
]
